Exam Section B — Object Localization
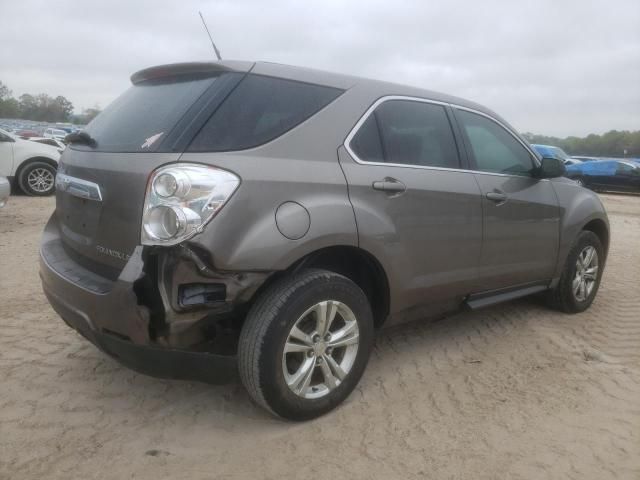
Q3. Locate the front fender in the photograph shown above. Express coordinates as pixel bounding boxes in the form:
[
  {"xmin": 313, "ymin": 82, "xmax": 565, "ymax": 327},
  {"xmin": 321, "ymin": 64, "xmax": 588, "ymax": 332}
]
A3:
[{"xmin": 551, "ymin": 179, "xmax": 609, "ymax": 279}]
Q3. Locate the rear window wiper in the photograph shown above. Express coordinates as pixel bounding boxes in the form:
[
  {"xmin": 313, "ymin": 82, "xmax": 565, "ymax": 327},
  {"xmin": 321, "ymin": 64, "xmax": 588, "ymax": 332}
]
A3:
[{"xmin": 65, "ymin": 131, "xmax": 97, "ymax": 147}]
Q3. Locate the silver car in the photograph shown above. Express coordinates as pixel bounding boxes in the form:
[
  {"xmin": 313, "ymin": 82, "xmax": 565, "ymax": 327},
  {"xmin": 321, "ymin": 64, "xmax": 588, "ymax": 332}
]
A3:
[{"xmin": 40, "ymin": 61, "xmax": 609, "ymax": 420}]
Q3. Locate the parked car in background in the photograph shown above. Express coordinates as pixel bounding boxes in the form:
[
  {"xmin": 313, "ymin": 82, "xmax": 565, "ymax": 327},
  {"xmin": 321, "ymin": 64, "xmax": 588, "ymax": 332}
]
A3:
[
  {"xmin": 563, "ymin": 158, "xmax": 582, "ymax": 166},
  {"xmin": 0, "ymin": 127, "xmax": 60, "ymax": 195},
  {"xmin": 571, "ymin": 156, "xmax": 599, "ymax": 162},
  {"xmin": 30, "ymin": 137, "xmax": 66, "ymax": 153},
  {"xmin": 43, "ymin": 128, "xmax": 68, "ymax": 141},
  {"xmin": 566, "ymin": 159, "xmax": 640, "ymax": 192},
  {"xmin": 15, "ymin": 129, "xmax": 40, "ymax": 139},
  {"xmin": 531, "ymin": 144, "xmax": 583, "ymax": 165},
  {"xmin": 40, "ymin": 61, "xmax": 610, "ymax": 420},
  {"xmin": 0, "ymin": 176, "xmax": 10, "ymax": 207}
]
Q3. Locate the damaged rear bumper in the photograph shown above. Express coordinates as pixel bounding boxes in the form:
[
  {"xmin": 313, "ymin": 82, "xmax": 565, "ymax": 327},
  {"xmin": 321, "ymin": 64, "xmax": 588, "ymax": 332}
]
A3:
[{"xmin": 39, "ymin": 216, "xmax": 266, "ymax": 384}]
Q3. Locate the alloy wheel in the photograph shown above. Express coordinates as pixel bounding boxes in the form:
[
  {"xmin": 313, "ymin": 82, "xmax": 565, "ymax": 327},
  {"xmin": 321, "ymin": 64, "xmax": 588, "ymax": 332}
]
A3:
[
  {"xmin": 573, "ymin": 245, "xmax": 598, "ymax": 302},
  {"xmin": 27, "ymin": 168, "xmax": 55, "ymax": 193},
  {"xmin": 282, "ymin": 300, "xmax": 360, "ymax": 399}
]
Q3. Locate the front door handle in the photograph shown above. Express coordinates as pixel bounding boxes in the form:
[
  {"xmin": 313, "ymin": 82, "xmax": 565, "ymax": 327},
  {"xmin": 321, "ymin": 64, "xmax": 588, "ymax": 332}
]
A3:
[
  {"xmin": 372, "ymin": 178, "xmax": 407, "ymax": 194},
  {"xmin": 486, "ymin": 191, "xmax": 508, "ymax": 203}
]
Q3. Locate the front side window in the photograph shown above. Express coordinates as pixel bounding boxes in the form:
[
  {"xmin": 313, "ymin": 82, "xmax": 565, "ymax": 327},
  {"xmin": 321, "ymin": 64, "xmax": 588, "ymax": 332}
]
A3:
[
  {"xmin": 350, "ymin": 99, "xmax": 460, "ymax": 168},
  {"xmin": 456, "ymin": 109, "xmax": 535, "ymax": 176},
  {"xmin": 188, "ymin": 75, "xmax": 343, "ymax": 152},
  {"xmin": 616, "ymin": 162, "xmax": 639, "ymax": 174}
]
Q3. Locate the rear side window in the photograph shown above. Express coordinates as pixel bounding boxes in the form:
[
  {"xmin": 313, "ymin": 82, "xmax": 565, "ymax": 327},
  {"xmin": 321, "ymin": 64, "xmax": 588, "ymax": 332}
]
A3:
[
  {"xmin": 188, "ymin": 75, "xmax": 343, "ymax": 152},
  {"xmin": 82, "ymin": 76, "xmax": 220, "ymax": 153},
  {"xmin": 456, "ymin": 109, "xmax": 534, "ymax": 176},
  {"xmin": 349, "ymin": 99, "xmax": 460, "ymax": 168}
]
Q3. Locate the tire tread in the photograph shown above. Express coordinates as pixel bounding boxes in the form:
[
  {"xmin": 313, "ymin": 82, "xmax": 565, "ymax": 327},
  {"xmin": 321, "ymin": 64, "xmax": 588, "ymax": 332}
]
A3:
[{"xmin": 238, "ymin": 269, "xmax": 344, "ymax": 417}]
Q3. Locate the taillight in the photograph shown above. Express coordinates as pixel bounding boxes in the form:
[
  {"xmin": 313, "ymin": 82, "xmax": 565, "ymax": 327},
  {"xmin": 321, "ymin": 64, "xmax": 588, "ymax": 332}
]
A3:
[{"xmin": 141, "ymin": 163, "xmax": 240, "ymax": 246}]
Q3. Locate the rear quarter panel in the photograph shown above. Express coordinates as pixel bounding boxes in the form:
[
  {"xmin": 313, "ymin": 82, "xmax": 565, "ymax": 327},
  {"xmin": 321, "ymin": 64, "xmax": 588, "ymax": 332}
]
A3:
[
  {"xmin": 180, "ymin": 153, "xmax": 358, "ymax": 271},
  {"xmin": 12, "ymin": 139, "xmax": 60, "ymax": 175},
  {"xmin": 177, "ymin": 85, "xmax": 388, "ymax": 271}
]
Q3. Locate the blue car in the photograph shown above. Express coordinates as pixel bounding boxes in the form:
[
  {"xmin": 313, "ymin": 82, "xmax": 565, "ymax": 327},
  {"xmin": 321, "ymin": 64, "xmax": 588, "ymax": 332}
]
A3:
[
  {"xmin": 566, "ymin": 159, "xmax": 640, "ymax": 193},
  {"xmin": 531, "ymin": 144, "xmax": 583, "ymax": 165}
]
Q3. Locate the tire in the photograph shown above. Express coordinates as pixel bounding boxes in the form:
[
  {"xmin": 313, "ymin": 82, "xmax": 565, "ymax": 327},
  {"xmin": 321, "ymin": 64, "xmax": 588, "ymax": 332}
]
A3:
[
  {"xmin": 548, "ymin": 231, "xmax": 604, "ymax": 313},
  {"xmin": 18, "ymin": 161, "xmax": 57, "ymax": 196},
  {"xmin": 238, "ymin": 269, "xmax": 374, "ymax": 420}
]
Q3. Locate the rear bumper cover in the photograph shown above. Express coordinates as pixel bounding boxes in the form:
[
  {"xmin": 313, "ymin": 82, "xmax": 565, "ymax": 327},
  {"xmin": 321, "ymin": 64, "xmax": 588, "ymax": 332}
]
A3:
[{"xmin": 40, "ymin": 216, "xmax": 237, "ymax": 384}]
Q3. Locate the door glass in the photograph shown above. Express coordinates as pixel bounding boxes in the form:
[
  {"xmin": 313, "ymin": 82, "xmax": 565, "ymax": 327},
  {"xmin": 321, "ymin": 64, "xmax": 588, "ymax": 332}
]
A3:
[
  {"xmin": 616, "ymin": 162, "xmax": 637, "ymax": 175},
  {"xmin": 189, "ymin": 75, "xmax": 343, "ymax": 152},
  {"xmin": 350, "ymin": 100, "xmax": 460, "ymax": 168},
  {"xmin": 457, "ymin": 109, "xmax": 534, "ymax": 176},
  {"xmin": 350, "ymin": 114, "xmax": 384, "ymax": 162}
]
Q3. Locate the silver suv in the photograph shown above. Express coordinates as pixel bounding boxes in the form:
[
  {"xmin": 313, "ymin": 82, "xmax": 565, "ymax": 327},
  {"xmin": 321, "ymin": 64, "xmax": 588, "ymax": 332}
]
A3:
[{"xmin": 40, "ymin": 61, "xmax": 609, "ymax": 420}]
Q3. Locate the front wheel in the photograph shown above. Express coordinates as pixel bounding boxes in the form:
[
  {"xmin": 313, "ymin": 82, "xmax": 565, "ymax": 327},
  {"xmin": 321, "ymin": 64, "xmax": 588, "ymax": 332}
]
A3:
[
  {"xmin": 238, "ymin": 269, "xmax": 374, "ymax": 420},
  {"xmin": 18, "ymin": 161, "xmax": 57, "ymax": 196},
  {"xmin": 548, "ymin": 231, "xmax": 604, "ymax": 313}
]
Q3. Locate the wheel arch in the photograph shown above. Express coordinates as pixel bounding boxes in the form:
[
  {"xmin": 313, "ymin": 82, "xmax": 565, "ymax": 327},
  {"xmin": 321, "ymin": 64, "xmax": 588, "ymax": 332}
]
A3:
[
  {"xmin": 582, "ymin": 218, "xmax": 609, "ymax": 256},
  {"xmin": 15, "ymin": 156, "xmax": 59, "ymax": 178},
  {"xmin": 252, "ymin": 245, "xmax": 391, "ymax": 328}
]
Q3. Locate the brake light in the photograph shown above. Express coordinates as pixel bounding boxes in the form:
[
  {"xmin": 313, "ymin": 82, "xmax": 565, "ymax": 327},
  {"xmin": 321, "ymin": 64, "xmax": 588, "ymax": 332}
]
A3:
[{"xmin": 141, "ymin": 164, "xmax": 240, "ymax": 246}]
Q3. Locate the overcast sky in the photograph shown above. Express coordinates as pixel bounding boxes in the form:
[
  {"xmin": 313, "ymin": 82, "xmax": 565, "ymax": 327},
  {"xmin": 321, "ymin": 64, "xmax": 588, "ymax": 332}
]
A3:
[{"xmin": 1, "ymin": 0, "xmax": 638, "ymax": 136}]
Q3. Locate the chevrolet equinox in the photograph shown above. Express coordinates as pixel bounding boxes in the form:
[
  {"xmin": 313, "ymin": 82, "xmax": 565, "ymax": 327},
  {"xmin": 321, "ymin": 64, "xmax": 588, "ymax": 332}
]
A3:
[{"xmin": 40, "ymin": 61, "xmax": 609, "ymax": 420}]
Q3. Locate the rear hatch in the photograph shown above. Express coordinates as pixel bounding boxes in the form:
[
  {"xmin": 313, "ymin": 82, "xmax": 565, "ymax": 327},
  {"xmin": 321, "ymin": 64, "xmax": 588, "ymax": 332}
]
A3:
[
  {"xmin": 55, "ymin": 64, "xmax": 248, "ymax": 278},
  {"xmin": 56, "ymin": 150, "xmax": 180, "ymax": 278}
]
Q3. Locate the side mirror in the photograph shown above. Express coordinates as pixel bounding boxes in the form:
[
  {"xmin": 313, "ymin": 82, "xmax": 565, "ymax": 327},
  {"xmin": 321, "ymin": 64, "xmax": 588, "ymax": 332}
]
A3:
[{"xmin": 537, "ymin": 156, "xmax": 566, "ymax": 179}]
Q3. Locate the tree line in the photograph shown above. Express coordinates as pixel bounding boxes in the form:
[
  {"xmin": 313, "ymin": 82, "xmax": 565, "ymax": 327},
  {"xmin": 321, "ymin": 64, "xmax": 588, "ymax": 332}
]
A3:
[
  {"xmin": 1, "ymin": 78, "xmax": 638, "ymax": 155},
  {"xmin": 0, "ymin": 80, "xmax": 100, "ymax": 125},
  {"xmin": 522, "ymin": 130, "xmax": 640, "ymax": 158}
]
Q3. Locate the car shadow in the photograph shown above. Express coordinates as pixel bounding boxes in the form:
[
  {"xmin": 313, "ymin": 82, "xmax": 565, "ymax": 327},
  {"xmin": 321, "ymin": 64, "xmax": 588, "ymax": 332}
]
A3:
[{"xmin": 56, "ymin": 294, "xmax": 551, "ymax": 427}]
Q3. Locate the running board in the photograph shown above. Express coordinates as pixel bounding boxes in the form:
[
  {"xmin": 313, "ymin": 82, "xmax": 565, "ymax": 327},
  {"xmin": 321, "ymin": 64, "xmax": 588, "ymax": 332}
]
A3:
[{"xmin": 465, "ymin": 284, "xmax": 548, "ymax": 310}]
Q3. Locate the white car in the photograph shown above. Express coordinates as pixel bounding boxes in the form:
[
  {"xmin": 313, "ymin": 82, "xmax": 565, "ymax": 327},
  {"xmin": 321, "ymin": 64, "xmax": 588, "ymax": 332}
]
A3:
[
  {"xmin": 0, "ymin": 176, "xmax": 10, "ymax": 207},
  {"xmin": 29, "ymin": 137, "xmax": 66, "ymax": 153},
  {"xmin": 0, "ymin": 127, "xmax": 60, "ymax": 195},
  {"xmin": 43, "ymin": 127, "xmax": 68, "ymax": 141}
]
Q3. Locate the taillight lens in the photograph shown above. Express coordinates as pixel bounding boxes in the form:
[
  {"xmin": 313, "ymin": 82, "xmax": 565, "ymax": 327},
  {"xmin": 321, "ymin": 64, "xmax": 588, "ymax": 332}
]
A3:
[{"xmin": 141, "ymin": 163, "xmax": 240, "ymax": 246}]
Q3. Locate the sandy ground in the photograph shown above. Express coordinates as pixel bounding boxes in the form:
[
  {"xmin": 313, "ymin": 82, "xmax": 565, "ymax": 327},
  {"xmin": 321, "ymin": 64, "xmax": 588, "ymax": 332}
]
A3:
[{"xmin": 1, "ymin": 193, "xmax": 639, "ymax": 480}]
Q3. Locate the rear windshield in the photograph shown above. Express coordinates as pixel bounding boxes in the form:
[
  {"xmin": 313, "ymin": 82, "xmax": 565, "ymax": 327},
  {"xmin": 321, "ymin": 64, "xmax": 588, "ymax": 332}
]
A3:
[
  {"xmin": 188, "ymin": 75, "xmax": 343, "ymax": 152},
  {"xmin": 81, "ymin": 76, "xmax": 218, "ymax": 153}
]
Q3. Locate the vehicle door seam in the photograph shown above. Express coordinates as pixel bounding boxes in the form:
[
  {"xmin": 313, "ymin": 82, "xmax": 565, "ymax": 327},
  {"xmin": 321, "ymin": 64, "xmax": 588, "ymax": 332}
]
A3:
[{"xmin": 336, "ymin": 146, "xmax": 361, "ymax": 247}]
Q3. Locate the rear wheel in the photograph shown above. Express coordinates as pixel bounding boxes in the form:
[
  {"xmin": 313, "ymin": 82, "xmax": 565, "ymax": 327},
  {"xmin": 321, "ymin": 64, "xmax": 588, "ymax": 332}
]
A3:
[
  {"xmin": 238, "ymin": 269, "xmax": 374, "ymax": 420},
  {"xmin": 18, "ymin": 161, "xmax": 57, "ymax": 196},
  {"xmin": 548, "ymin": 231, "xmax": 604, "ymax": 313}
]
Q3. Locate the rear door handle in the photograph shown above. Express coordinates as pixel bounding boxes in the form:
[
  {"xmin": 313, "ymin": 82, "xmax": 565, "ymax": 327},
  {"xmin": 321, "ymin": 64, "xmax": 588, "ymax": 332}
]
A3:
[
  {"xmin": 485, "ymin": 191, "xmax": 508, "ymax": 203},
  {"xmin": 372, "ymin": 178, "xmax": 407, "ymax": 194}
]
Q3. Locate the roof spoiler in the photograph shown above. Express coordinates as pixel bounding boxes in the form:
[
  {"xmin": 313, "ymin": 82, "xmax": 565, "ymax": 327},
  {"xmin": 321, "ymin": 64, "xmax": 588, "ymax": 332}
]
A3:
[{"xmin": 130, "ymin": 61, "xmax": 253, "ymax": 84}]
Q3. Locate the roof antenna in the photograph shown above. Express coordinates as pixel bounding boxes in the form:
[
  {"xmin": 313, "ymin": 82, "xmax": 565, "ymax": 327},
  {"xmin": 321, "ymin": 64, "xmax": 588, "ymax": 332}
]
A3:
[{"xmin": 198, "ymin": 11, "xmax": 222, "ymax": 61}]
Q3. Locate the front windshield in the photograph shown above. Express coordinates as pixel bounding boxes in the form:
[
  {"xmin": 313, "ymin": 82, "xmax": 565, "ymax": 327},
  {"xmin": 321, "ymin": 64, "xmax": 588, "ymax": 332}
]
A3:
[
  {"xmin": 550, "ymin": 146, "xmax": 569, "ymax": 161},
  {"xmin": 0, "ymin": 127, "xmax": 17, "ymax": 140}
]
